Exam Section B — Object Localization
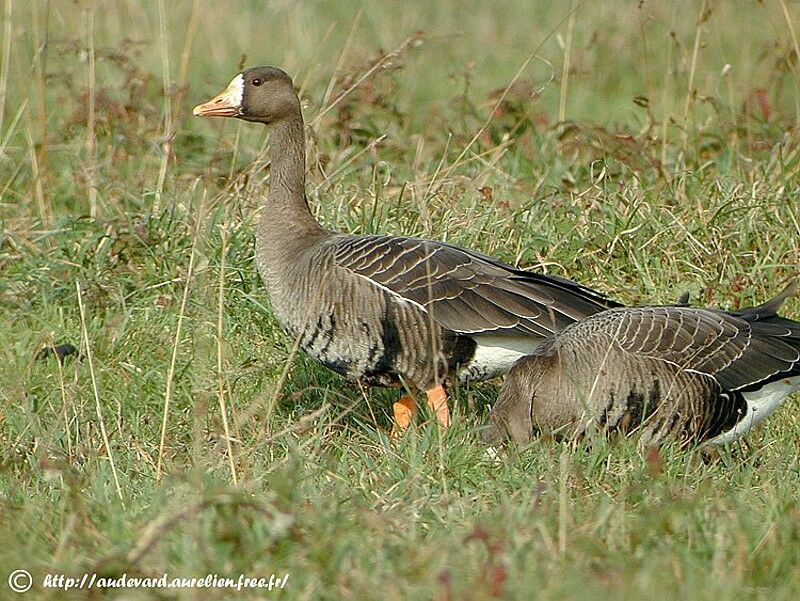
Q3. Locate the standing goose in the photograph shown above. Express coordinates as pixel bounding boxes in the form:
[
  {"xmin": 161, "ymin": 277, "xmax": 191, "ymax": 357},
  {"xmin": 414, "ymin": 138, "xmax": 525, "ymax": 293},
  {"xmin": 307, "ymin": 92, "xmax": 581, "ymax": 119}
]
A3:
[
  {"xmin": 482, "ymin": 283, "xmax": 800, "ymax": 448},
  {"xmin": 193, "ymin": 66, "xmax": 619, "ymax": 432}
]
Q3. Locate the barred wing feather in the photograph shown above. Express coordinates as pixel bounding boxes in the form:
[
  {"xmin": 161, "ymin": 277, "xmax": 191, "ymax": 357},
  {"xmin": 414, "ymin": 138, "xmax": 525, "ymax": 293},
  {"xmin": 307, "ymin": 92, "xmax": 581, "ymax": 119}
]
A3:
[{"xmin": 330, "ymin": 234, "xmax": 618, "ymax": 337}]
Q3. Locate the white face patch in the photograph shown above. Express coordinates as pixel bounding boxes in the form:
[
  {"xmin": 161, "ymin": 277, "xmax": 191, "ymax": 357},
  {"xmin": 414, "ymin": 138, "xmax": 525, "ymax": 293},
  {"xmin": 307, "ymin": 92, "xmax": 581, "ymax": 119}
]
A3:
[
  {"xmin": 192, "ymin": 73, "xmax": 244, "ymax": 117},
  {"xmin": 222, "ymin": 73, "xmax": 244, "ymax": 107}
]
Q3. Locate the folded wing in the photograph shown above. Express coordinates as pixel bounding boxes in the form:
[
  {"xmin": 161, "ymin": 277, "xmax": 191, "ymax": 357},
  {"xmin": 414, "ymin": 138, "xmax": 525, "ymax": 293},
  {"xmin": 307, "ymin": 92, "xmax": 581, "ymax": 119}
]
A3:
[
  {"xmin": 564, "ymin": 283, "xmax": 800, "ymax": 393},
  {"xmin": 330, "ymin": 234, "xmax": 619, "ymax": 337}
]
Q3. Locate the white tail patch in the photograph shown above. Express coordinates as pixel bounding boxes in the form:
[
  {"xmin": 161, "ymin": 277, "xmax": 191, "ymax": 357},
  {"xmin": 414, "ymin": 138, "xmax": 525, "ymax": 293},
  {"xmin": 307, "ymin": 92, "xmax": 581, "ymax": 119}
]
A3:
[
  {"xmin": 709, "ymin": 375, "xmax": 800, "ymax": 444},
  {"xmin": 460, "ymin": 335, "xmax": 543, "ymax": 382}
]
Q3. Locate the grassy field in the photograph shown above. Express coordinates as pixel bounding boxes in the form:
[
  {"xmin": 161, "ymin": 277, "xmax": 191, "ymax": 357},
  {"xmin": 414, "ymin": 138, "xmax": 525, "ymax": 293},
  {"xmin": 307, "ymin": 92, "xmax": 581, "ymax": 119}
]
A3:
[{"xmin": 2, "ymin": 1, "xmax": 800, "ymax": 599}]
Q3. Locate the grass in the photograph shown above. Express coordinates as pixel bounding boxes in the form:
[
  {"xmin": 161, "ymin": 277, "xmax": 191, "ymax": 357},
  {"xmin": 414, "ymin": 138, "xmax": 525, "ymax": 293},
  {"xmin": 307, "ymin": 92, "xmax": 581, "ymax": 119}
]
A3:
[{"xmin": 1, "ymin": 1, "xmax": 800, "ymax": 599}]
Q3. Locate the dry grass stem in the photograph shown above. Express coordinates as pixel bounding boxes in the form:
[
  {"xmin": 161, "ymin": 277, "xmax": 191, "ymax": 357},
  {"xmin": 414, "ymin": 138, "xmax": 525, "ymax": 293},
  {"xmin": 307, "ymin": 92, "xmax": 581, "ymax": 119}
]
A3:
[
  {"xmin": 77, "ymin": 280, "xmax": 124, "ymax": 506},
  {"xmin": 558, "ymin": 0, "xmax": 577, "ymax": 123},
  {"xmin": 216, "ymin": 205, "xmax": 238, "ymax": 485},
  {"xmin": 156, "ymin": 188, "xmax": 207, "ymax": 481},
  {"xmin": 81, "ymin": 4, "xmax": 98, "ymax": 218},
  {"xmin": 0, "ymin": 0, "xmax": 13, "ymax": 143}
]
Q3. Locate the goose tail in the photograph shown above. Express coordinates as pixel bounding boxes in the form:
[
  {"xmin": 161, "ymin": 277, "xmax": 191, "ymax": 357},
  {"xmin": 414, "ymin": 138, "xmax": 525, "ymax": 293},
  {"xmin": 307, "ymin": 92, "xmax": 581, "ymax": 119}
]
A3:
[{"xmin": 738, "ymin": 280, "xmax": 798, "ymax": 320}]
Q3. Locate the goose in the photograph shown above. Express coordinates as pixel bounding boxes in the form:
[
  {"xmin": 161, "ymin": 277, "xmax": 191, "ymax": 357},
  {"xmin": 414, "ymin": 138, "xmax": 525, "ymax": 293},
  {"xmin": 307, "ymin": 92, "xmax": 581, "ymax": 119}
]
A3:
[
  {"xmin": 193, "ymin": 66, "xmax": 619, "ymax": 432},
  {"xmin": 482, "ymin": 282, "xmax": 800, "ymax": 449}
]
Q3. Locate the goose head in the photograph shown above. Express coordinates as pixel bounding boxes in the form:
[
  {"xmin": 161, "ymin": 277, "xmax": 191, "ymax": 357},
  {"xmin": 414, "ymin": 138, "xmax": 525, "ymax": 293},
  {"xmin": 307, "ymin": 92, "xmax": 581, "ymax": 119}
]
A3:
[
  {"xmin": 481, "ymin": 393, "xmax": 535, "ymax": 446},
  {"xmin": 193, "ymin": 66, "xmax": 299, "ymax": 124},
  {"xmin": 481, "ymin": 356, "xmax": 545, "ymax": 446}
]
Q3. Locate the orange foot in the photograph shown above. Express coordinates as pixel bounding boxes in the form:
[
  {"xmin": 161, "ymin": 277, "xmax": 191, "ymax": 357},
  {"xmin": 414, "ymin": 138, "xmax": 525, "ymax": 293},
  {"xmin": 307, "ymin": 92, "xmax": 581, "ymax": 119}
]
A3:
[
  {"xmin": 426, "ymin": 385, "xmax": 451, "ymax": 429},
  {"xmin": 390, "ymin": 395, "xmax": 416, "ymax": 439}
]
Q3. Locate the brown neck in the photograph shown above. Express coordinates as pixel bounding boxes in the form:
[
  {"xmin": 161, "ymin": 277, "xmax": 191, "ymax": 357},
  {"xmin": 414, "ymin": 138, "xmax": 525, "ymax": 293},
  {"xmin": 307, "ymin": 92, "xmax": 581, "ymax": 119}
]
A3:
[{"xmin": 258, "ymin": 112, "xmax": 325, "ymax": 261}]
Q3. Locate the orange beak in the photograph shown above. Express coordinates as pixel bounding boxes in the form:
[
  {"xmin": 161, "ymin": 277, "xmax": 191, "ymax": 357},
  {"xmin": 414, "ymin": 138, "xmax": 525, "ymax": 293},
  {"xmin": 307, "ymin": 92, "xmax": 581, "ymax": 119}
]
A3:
[{"xmin": 193, "ymin": 75, "xmax": 243, "ymax": 118}]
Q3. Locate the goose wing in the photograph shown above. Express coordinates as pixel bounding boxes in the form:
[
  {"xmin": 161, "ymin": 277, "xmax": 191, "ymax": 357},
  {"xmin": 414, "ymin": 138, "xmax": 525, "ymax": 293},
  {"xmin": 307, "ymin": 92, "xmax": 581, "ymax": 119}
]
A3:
[
  {"xmin": 563, "ymin": 283, "xmax": 800, "ymax": 392},
  {"xmin": 329, "ymin": 234, "xmax": 619, "ymax": 338}
]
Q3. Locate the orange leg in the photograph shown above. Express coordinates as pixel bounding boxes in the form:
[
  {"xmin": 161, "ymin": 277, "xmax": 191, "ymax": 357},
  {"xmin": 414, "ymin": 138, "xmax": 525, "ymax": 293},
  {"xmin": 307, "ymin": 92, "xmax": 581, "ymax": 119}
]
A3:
[
  {"xmin": 426, "ymin": 385, "xmax": 451, "ymax": 429},
  {"xmin": 390, "ymin": 395, "xmax": 416, "ymax": 438}
]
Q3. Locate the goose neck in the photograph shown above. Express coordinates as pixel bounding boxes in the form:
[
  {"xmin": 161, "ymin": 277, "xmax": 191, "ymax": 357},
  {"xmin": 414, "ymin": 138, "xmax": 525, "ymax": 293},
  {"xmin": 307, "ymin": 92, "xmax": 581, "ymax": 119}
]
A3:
[{"xmin": 258, "ymin": 115, "xmax": 324, "ymax": 251}]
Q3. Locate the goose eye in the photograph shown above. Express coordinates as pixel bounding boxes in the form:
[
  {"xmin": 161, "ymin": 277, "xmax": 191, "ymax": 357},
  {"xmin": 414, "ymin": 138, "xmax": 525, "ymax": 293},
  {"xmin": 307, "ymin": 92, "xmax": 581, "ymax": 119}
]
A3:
[{"xmin": 252, "ymin": 78, "xmax": 262, "ymax": 86}]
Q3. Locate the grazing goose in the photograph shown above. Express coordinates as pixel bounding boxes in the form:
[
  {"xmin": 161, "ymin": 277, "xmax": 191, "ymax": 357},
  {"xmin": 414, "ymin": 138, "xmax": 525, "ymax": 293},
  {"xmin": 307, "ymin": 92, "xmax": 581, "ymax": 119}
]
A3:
[
  {"xmin": 193, "ymin": 66, "xmax": 619, "ymax": 432},
  {"xmin": 482, "ymin": 283, "xmax": 800, "ymax": 448}
]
